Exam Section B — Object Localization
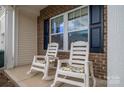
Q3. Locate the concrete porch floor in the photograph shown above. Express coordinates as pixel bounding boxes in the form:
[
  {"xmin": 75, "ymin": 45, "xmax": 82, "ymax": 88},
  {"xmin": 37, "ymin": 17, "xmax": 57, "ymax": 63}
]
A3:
[{"xmin": 4, "ymin": 65, "xmax": 107, "ymax": 87}]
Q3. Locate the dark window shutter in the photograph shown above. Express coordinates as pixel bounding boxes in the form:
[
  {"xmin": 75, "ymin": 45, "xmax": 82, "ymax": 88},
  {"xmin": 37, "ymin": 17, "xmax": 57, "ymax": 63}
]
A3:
[
  {"xmin": 90, "ymin": 5, "xmax": 104, "ymax": 53},
  {"xmin": 44, "ymin": 19, "xmax": 49, "ymax": 50}
]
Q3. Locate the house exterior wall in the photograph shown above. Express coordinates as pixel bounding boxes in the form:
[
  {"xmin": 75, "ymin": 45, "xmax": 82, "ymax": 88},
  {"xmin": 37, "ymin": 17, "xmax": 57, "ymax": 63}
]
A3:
[
  {"xmin": 16, "ymin": 8, "xmax": 37, "ymax": 66},
  {"xmin": 37, "ymin": 5, "xmax": 107, "ymax": 79}
]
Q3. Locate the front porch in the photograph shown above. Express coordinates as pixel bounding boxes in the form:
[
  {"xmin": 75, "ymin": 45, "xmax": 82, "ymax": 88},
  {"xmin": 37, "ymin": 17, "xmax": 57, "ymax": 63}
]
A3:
[
  {"xmin": 4, "ymin": 65, "xmax": 107, "ymax": 87},
  {"xmin": 0, "ymin": 5, "xmax": 107, "ymax": 87}
]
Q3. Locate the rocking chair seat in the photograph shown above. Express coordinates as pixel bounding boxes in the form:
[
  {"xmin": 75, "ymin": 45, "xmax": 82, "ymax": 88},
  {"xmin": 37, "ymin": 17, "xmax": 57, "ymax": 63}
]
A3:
[
  {"xmin": 32, "ymin": 60, "xmax": 46, "ymax": 67},
  {"xmin": 61, "ymin": 66, "xmax": 84, "ymax": 73},
  {"xmin": 35, "ymin": 60, "xmax": 46, "ymax": 64},
  {"xmin": 33, "ymin": 59, "xmax": 56, "ymax": 67}
]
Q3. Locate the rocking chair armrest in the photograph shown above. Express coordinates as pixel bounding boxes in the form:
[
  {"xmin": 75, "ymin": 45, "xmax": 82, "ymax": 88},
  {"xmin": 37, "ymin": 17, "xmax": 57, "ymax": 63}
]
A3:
[
  {"xmin": 87, "ymin": 61, "xmax": 93, "ymax": 66},
  {"xmin": 47, "ymin": 56, "xmax": 59, "ymax": 60},
  {"xmin": 34, "ymin": 55, "xmax": 46, "ymax": 59},
  {"xmin": 81, "ymin": 61, "xmax": 92, "ymax": 65},
  {"xmin": 87, "ymin": 61, "xmax": 92, "ymax": 64},
  {"xmin": 84, "ymin": 61, "xmax": 94, "ymax": 75},
  {"xmin": 87, "ymin": 61, "xmax": 94, "ymax": 69}
]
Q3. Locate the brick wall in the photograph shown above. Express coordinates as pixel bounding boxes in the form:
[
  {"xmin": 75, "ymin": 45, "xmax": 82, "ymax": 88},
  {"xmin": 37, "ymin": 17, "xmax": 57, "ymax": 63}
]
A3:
[{"xmin": 37, "ymin": 5, "xmax": 107, "ymax": 80}]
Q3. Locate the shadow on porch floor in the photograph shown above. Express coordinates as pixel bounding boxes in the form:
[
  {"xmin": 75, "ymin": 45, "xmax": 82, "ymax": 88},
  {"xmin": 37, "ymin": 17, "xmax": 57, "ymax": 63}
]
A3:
[{"xmin": 4, "ymin": 65, "xmax": 107, "ymax": 87}]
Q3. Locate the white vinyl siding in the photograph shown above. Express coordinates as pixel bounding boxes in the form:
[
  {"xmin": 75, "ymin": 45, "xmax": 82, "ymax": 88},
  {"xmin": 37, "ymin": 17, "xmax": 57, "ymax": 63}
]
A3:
[{"xmin": 17, "ymin": 10, "xmax": 37, "ymax": 66}]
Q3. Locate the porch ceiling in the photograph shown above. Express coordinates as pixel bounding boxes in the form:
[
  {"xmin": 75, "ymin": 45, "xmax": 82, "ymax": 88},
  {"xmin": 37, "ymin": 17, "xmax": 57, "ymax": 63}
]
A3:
[{"xmin": 16, "ymin": 5, "xmax": 48, "ymax": 16}]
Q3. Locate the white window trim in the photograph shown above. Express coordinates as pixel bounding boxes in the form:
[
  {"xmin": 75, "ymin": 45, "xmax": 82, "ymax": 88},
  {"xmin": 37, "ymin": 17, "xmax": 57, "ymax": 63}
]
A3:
[{"xmin": 50, "ymin": 5, "xmax": 89, "ymax": 52}]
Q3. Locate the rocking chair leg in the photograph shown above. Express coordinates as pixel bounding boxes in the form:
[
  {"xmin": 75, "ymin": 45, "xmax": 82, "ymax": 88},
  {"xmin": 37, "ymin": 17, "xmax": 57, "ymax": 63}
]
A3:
[
  {"xmin": 90, "ymin": 62, "xmax": 96, "ymax": 87},
  {"xmin": 51, "ymin": 78, "xmax": 57, "ymax": 87},
  {"xmin": 42, "ymin": 70, "xmax": 49, "ymax": 80},
  {"xmin": 93, "ymin": 77, "xmax": 96, "ymax": 87},
  {"xmin": 42, "ymin": 63, "xmax": 55, "ymax": 80},
  {"xmin": 42, "ymin": 75, "xmax": 47, "ymax": 80},
  {"xmin": 27, "ymin": 70, "xmax": 31, "ymax": 75},
  {"xmin": 51, "ymin": 81, "xmax": 56, "ymax": 87},
  {"xmin": 42, "ymin": 62, "xmax": 49, "ymax": 80},
  {"xmin": 27, "ymin": 68, "xmax": 32, "ymax": 75},
  {"xmin": 51, "ymin": 71, "xmax": 59, "ymax": 87}
]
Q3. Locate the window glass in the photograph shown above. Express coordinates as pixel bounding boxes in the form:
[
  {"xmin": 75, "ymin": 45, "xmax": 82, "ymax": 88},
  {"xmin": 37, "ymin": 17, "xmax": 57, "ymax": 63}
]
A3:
[
  {"xmin": 68, "ymin": 12, "xmax": 74, "ymax": 20},
  {"xmin": 68, "ymin": 30, "xmax": 88, "ymax": 49},
  {"xmin": 81, "ymin": 7, "xmax": 88, "ymax": 16},
  {"xmin": 68, "ymin": 8, "xmax": 88, "ymax": 32},
  {"xmin": 51, "ymin": 15, "xmax": 64, "ymax": 50},
  {"xmin": 51, "ymin": 16, "xmax": 64, "ymax": 34},
  {"xmin": 74, "ymin": 9, "xmax": 80, "ymax": 18},
  {"xmin": 51, "ymin": 34, "xmax": 63, "ymax": 50}
]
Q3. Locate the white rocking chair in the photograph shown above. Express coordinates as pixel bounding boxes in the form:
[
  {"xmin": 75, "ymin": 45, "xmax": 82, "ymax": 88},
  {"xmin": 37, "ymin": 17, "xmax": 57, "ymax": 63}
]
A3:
[
  {"xmin": 28, "ymin": 43, "xmax": 58, "ymax": 80},
  {"xmin": 51, "ymin": 41, "xmax": 96, "ymax": 87}
]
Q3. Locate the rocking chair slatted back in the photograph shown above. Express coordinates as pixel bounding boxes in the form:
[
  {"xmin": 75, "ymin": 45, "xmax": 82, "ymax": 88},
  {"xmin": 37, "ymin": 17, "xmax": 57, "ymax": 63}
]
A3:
[
  {"xmin": 46, "ymin": 43, "xmax": 58, "ymax": 57},
  {"xmin": 69, "ymin": 41, "xmax": 89, "ymax": 66}
]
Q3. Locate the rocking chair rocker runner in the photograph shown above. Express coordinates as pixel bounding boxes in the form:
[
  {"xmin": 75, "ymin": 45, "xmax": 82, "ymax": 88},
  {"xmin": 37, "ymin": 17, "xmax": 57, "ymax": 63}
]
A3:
[
  {"xmin": 27, "ymin": 43, "xmax": 59, "ymax": 80},
  {"xmin": 51, "ymin": 41, "xmax": 96, "ymax": 87}
]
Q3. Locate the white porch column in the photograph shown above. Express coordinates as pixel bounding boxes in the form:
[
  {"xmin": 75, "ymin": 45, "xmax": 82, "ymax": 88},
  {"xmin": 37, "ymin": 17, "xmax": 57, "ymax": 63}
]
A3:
[
  {"xmin": 4, "ymin": 6, "xmax": 15, "ymax": 69},
  {"xmin": 108, "ymin": 5, "xmax": 124, "ymax": 86}
]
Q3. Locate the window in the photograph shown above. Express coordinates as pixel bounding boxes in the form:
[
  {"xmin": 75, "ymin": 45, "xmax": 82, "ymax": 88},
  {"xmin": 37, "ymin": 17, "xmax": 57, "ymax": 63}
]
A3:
[
  {"xmin": 48, "ymin": 5, "xmax": 104, "ymax": 52},
  {"xmin": 50, "ymin": 6, "xmax": 89, "ymax": 51},
  {"xmin": 51, "ymin": 15, "xmax": 64, "ymax": 50},
  {"xmin": 67, "ymin": 7, "xmax": 88, "ymax": 49}
]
